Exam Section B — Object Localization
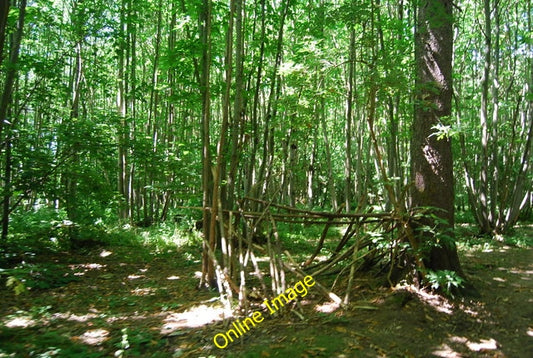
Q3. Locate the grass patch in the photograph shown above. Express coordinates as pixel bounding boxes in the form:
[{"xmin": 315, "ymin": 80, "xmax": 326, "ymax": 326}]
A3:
[
  {"xmin": 0, "ymin": 326, "xmax": 104, "ymax": 358},
  {"xmin": 276, "ymin": 222, "xmax": 343, "ymax": 260},
  {"xmin": 456, "ymin": 222, "xmax": 533, "ymax": 250},
  {"xmin": 501, "ymin": 225, "xmax": 533, "ymax": 247}
]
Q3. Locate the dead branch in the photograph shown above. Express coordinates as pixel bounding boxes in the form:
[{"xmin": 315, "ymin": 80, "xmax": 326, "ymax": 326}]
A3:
[{"xmin": 283, "ymin": 251, "xmax": 345, "ymax": 308}]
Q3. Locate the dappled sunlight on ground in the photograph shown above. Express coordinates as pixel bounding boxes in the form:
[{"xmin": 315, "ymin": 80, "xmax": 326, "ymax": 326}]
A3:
[
  {"xmin": 397, "ymin": 284, "xmax": 455, "ymax": 315},
  {"xmin": 508, "ymin": 268, "xmax": 533, "ymax": 276},
  {"xmin": 68, "ymin": 262, "xmax": 107, "ymax": 278},
  {"xmin": 4, "ymin": 316, "xmax": 36, "ymax": 328},
  {"xmin": 314, "ymin": 300, "xmax": 341, "ymax": 313},
  {"xmin": 74, "ymin": 328, "xmax": 110, "ymax": 345},
  {"xmin": 431, "ymin": 344, "xmax": 463, "ymax": 358},
  {"xmin": 160, "ymin": 304, "xmax": 226, "ymax": 335},
  {"xmin": 131, "ymin": 287, "xmax": 157, "ymax": 295},
  {"xmin": 51, "ymin": 311, "xmax": 99, "ymax": 322},
  {"xmin": 100, "ymin": 250, "xmax": 113, "ymax": 257},
  {"xmin": 433, "ymin": 336, "xmax": 500, "ymax": 357},
  {"xmin": 68, "ymin": 262, "xmax": 106, "ymax": 271},
  {"xmin": 127, "ymin": 274, "xmax": 146, "ymax": 280},
  {"xmin": 1, "ymin": 241, "xmax": 532, "ymax": 357}
]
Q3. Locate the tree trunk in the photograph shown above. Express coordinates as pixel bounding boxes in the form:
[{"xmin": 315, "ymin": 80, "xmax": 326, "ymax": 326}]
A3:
[
  {"xmin": 1, "ymin": 135, "xmax": 12, "ymax": 243},
  {"xmin": 1, "ymin": 0, "xmax": 26, "ymax": 245},
  {"xmin": 256, "ymin": 0, "xmax": 289, "ymax": 200},
  {"xmin": 478, "ymin": 0, "xmax": 492, "ymax": 233},
  {"xmin": 199, "ymin": 0, "xmax": 215, "ymax": 288},
  {"xmin": 226, "ymin": 0, "xmax": 245, "ymax": 211},
  {"xmin": 307, "ymin": 128, "xmax": 317, "ymax": 209},
  {"xmin": 411, "ymin": 0, "xmax": 463, "ymax": 274},
  {"xmin": 245, "ymin": 0, "xmax": 266, "ymax": 209},
  {"xmin": 0, "ymin": 0, "xmax": 26, "ymax": 140},
  {"xmin": 344, "ymin": 25, "xmax": 355, "ymax": 212},
  {"xmin": 0, "ymin": 0, "xmax": 10, "ymax": 68},
  {"xmin": 320, "ymin": 98, "xmax": 337, "ymax": 211},
  {"xmin": 117, "ymin": 0, "xmax": 129, "ymax": 221},
  {"xmin": 65, "ymin": 39, "xmax": 83, "ymax": 231}
]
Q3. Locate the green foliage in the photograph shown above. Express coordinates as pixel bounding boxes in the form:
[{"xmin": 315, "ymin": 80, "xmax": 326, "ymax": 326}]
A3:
[
  {"xmin": 503, "ymin": 231, "xmax": 533, "ymax": 248},
  {"xmin": 430, "ymin": 122, "xmax": 461, "ymax": 141},
  {"xmin": 8, "ymin": 207, "xmax": 71, "ymax": 250},
  {"xmin": 455, "ymin": 224, "xmax": 533, "ymax": 250},
  {"xmin": 412, "ymin": 208, "xmax": 457, "ymax": 259},
  {"xmin": 0, "ymin": 262, "xmax": 80, "ymax": 292},
  {"xmin": 113, "ymin": 327, "xmax": 166, "ymax": 358},
  {"xmin": 0, "ymin": 0, "xmax": 530, "ymax": 300},
  {"xmin": 276, "ymin": 221, "xmax": 343, "ymax": 257},
  {"xmin": 424, "ymin": 269, "xmax": 464, "ymax": 297},
  {"xmin": 6, "ymin": 206, "xmax": 118, "ymax": 253},
  {"xmin": 0, "ymin": 326, "xmax": 103, "ymax": 358},
  {"xmin": 5, "ymin": 275, "xmax": 26, "ymax": 295}
]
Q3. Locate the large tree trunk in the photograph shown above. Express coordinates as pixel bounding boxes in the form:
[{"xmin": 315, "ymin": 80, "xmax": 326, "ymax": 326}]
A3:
[{"xmin": 411, "ymin": 0, "xmax": 462, "ymax": 274}]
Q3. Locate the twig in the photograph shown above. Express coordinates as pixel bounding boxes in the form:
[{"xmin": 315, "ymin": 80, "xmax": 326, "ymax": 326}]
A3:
[{"xmin": 283, "ymin": 251, "xmax": 345, "ymax": 308}]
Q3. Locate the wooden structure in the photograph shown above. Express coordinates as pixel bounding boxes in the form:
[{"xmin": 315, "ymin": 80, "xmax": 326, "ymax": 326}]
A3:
[{"xmin": 191, "ymin": 196, "xmax": 416, "ymax": 316}]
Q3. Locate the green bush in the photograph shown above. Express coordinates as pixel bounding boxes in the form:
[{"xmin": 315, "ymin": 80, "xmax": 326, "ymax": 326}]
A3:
[{"xmin": 8, "ymin": 207, "xmax": 71, "ymax": 251}]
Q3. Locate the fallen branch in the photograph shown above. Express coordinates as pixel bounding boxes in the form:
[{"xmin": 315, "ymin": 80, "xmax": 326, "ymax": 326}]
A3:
[{"xmin": 283, "ymin": 251, "xmax": 345, "ymax": 308}]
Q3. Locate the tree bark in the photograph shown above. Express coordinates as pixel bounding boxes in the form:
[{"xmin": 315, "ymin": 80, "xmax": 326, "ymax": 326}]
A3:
[
  {"xmin": 256, "ymin": 0, "xmax": 289, "ymax": 200},
  {"xmin": 344, "ymin": 25, "xmax": 355, "ymax": 212},
  {"xmin": 1, "ymin": 135, "xmax": 12, "ymax": 243},
  {"xmin": 226, "ymin": 0, "xmax": 245, "ymax": 211},
  {"xmin": 117, "ymin": 0, "xmax": 129, "ymax": 221},
  {"xmin": 0, "ymin": 0, "xmax": 26, "ymax": 140},
  {"xmin": 0, "ymin": 0, "xmax": 10, "ymax": 68},
  {"xmin": 0, "ymin": 0, "xmax": 26, "ymax": 245},
  {"xmin": 411, "ymin": 0, "xmax": 463, "ymax": 274},
  {"xmin": 199, "ymin": 0, "xmax": 215, "ymax": 288},
  {"xmin": 476, "ymin": 0, "xmax": 494, "ymax": 233}
]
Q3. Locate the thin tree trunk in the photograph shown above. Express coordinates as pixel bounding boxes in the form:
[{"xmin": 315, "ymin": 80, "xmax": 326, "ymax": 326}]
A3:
[
  {"xmin": 0, "ymin": 0, "xmax": 26, "ymax": 140},
  {"xmin": 246, "ymin": 0, "xmax": 266, "ymax": 208},
  {"xmin": 344, "ymin": 25, "xmax": 355, "ymax": 212},
  {"xmin": 0, "ymin": 0, "xmax": 10, "ymax": 68},
  {"xmin": 490, "ymin": 4, "xmax": 500, "ymax": 228},
  {"xmin": 200, "ymin": 0, "xmax": 215, "ymax": 288},
  {"xmin": 226, "ymin": 0, "xmax": 245, "ymax": 211},
  {"xmin": 146, "ymin": 1, "xmax": 162, "ymax": 223},
  {"xmin": 257, "ymin": 0, "xmax": 289, "ymax": 198},
  {"xmin": 478, "ymin": 0, "xmax": 492, "ymax": 233},
  {"xmin": 320, "ymin": 101, "xmax": 337, "ymax": 211},
  {"xmin": 211, "ymin": 0, "xmax": 236, "ymax": 273},
  {"xmin": 65, "ymin": 39, "xmax": 83, "ymax": 229},
  {"xmin": 1, "ymin": 135, "xmax": 12, "ymax": 243},
  {"xmin": 0, "ymin": 0, "xmax": 26, "ymax": 245},
  {"xmin": 307, "ymin": 128, "xmax": 317, "ymax": 209},
  {"xmin": 117, "ymin": 0, "xmax": 129, "ymax": 220},
  {"xmin": 127, "ymin": 1, "xmax": 137, "ymax": 221}
]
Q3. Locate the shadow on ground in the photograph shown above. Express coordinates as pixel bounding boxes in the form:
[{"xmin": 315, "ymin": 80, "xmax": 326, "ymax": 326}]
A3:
[{"xmin": 0, "ymin": 240, "xmax": 532, "ymax": 357}]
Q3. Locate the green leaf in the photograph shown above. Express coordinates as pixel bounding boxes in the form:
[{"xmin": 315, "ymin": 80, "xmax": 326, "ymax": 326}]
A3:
[{"xmin": 6, "ymin": 276, "xmax": 27, "ymax": 295}]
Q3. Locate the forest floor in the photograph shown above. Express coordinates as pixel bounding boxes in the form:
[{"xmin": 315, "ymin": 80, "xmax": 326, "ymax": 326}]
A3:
[{"xmin": 0, "ymin": 225, "xmax": 532, "ymax": 357}]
